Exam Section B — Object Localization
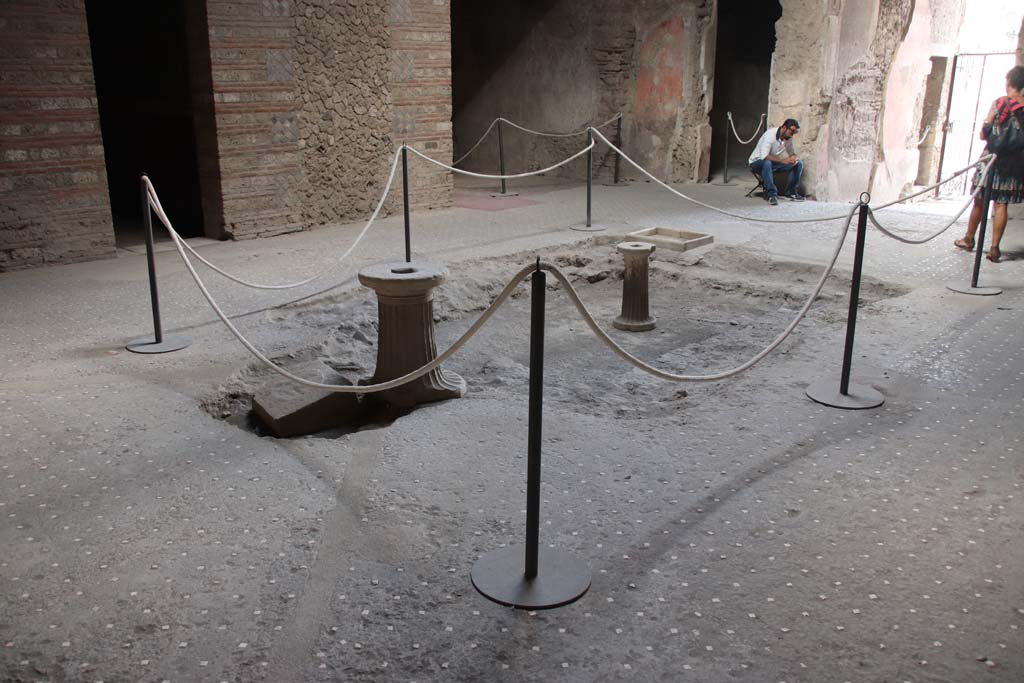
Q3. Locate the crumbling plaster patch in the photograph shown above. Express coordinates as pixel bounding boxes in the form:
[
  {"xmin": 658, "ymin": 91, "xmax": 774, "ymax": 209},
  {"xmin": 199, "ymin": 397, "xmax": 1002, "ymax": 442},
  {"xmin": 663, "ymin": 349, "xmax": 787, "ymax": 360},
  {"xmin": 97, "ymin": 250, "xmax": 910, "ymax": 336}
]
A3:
[
  {"xmin": 771, "ymin": 0, "xmax": 923, "ymax": 201},
  {"xmin": 453, "ymin": 0, "xmax": 713, "ymax": 185}
]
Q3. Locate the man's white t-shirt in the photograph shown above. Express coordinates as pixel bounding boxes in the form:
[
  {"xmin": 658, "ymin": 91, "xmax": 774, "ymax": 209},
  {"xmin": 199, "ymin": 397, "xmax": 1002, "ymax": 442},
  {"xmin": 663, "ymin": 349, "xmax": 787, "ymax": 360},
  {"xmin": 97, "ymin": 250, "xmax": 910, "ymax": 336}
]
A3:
[{"xmin": 749, "ymin": 127, "xmax": 797, "ymax": 165}]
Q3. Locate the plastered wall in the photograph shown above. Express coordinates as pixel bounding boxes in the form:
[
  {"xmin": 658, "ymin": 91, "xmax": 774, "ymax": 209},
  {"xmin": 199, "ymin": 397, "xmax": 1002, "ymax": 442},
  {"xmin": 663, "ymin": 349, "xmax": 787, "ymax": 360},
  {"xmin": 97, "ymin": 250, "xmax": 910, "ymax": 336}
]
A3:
[
  {"xmin": 452, "ymin": 0, "xmax": 714, "ymax": 184},
  {"xmin": 769, "ymin": 0, "xmax": 969, "ymax": 202}
]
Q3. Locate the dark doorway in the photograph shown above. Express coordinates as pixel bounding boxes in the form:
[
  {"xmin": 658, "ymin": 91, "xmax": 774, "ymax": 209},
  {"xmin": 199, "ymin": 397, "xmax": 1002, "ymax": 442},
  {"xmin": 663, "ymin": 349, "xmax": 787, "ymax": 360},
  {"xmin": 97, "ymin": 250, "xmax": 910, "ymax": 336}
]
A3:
[
  {"xmin": 85, "ymin": 0, "xmax": 206, "ymax": 246},
  {"xmin": 708, "ymin": 0, "xmax": 781, "ymax": 182},
  {"xmin": 450, "ymin": 0, "xmax": 560, "ymax": 174}
]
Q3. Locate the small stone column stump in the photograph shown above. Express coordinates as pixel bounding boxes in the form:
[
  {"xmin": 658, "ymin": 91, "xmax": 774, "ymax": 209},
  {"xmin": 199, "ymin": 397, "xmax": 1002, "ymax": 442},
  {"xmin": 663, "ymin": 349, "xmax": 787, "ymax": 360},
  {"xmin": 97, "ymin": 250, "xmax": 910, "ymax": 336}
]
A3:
[
  {"xmin": 358, "ymin": 261, "xmax": 466, "ymax": 408},
  {"xmin": 613, "ymin": 241, "xmax": 657, "ymax": 332}
]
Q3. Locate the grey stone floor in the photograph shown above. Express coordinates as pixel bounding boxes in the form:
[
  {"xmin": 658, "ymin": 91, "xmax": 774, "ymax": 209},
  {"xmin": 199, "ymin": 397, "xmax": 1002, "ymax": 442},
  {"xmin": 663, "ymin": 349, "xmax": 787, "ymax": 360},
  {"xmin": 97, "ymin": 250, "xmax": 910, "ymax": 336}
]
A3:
[{"xmin": 1, "ymin": 174, "xmax": 1022, "ymax": 683}]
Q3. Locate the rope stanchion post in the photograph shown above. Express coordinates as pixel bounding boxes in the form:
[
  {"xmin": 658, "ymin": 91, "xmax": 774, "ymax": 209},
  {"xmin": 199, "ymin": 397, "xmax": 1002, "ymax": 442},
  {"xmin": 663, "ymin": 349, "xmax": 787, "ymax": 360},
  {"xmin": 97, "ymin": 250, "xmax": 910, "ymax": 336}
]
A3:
[
  {"xmin": 402, "ymin": 145, "xmax": 411, "ymax": 263},
  {"xmin": 489, "ymin": 119, "xmax": 519, "ymax": 198},
  {"xmin": 612, "ymin": 115, "xmax": 622, "ymax": 185},
  {"xmin": 806, "ymin": 195, "xmax": 885, "ymax": 410},
  {"xmin": 571, "ymin": 128, "xmax": 605, "ymax": 232},
  {"xmin": 720, "ymin": 112, "xmax": 735, "ymax": 186},
  {"xmin": 946, "ymin": 172, "xmax": 1001, "ymax": 296},
  {"xmin": 587, "ymin": 127, "xmax": 593, "ymax": 226},
  {"xmin": 126, "ymin": 174, "xmax": 192, "ymax": 354},
  {"xmin": 498, "ymin": 119, "xmax": 506, "ymax": 194},
  {"xmin": 471, "ymin": 264, "xmax": 591, "ymax": 609}
]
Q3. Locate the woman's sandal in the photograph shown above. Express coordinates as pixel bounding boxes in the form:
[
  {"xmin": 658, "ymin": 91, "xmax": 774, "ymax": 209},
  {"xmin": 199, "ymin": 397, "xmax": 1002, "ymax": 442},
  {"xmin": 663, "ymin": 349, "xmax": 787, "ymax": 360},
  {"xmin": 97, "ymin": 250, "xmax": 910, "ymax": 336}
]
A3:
[
  {"xmin": 954, "ymin": 237, "xmax": 975, "ymax": 251},
  {"xmin": 987, "ymin": 246, "xmax": 1001, "ymax": 263}
]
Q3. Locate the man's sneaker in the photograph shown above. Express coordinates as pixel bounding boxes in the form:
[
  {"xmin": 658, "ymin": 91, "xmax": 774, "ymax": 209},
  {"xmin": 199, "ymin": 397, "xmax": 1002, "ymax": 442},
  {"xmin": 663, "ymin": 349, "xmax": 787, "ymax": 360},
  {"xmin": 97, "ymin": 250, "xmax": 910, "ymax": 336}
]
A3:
[
  {"xmin": 785, "ymin": 192, "xmax": 805, "ymax": 202},
  {"xmin": 768, "ymin": 195, "xmax": 778, "ymax": 206}
]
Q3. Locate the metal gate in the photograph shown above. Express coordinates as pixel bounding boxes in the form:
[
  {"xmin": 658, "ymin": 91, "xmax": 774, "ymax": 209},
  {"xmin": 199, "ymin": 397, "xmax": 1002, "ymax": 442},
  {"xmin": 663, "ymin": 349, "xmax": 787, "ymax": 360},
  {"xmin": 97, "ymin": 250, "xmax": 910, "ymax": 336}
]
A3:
[{"xmin": 938, "ymin": 52, "xmax": 1017, "ymax": 196}]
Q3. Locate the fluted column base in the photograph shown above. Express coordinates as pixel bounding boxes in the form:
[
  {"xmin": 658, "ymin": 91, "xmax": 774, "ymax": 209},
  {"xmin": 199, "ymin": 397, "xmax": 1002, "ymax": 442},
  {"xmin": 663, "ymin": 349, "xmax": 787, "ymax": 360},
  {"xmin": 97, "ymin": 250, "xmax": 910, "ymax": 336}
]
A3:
[
  {"xmin": 358, "ymin": 262, "xmax": 466, "ymax": 408},
  {"xmin": 613, "ymin": 241, "xmax": 657, "ymax": 332}
]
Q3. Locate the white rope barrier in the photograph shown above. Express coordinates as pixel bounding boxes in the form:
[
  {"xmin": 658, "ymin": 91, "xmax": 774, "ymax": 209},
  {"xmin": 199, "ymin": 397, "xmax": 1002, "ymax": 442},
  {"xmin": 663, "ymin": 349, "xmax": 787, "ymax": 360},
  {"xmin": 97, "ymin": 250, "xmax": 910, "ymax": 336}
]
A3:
[
  {"xmin": 727, "ymin": 112, "xmax": 766, "ymax": 145},
  {"xmin": 543, "ymin": 205, "xmax": 857, "ymax": 381},
  {"xmin": 407, "ymin": 140, "xmax": 595, "ymax": 179},
  {"xmin": 165, "ymin": 191, "xmax": 853, "ymax": 390},
  {"xmin": 166, "ymin": 220, "xmax": 538, "ymax": 392},
  {"xmin": 589, "ymin": 128, "xmax": 854, "ymax": 224},
  {"xmin": 500, "ymin": 112, "xmax": 622, "ymax": 139},
  {"xmin": 867, "ymin": 156, "xmax": 995, "ymax": 244},
  {"xmin": 143, "ymin": 147, "xmax": 402, "ymax": 290},
  {"xmin": 914, "ymin": 125, "xmax": 931, "ymax": 147},
  {"xmin": 870, "ymin": 153, "xmax": 994, "ymax": 211},
  {"xmin": 452, "ymin": 119, "xmax": 500, "ymax": 166},
  {"xmin": 452, "ymin": 113, "xmax": 622, "ymax": 166}
]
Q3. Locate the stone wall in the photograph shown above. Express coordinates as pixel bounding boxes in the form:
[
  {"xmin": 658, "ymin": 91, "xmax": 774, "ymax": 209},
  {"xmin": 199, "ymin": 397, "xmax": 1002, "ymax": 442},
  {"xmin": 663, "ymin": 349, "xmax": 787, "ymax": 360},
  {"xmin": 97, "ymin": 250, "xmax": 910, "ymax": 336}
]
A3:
[
  {"xmin": 769, "ymin": 0, "xmax": 971, "ymax": 201},
  {"xmin": 0, "ymin": 0, "xmax": 115, "ymax": 271},
  {"xmin": 452, "ymin": 0, "xmax": 714, "ymax": 184},
  {"xmin": 203, "ymin": 0, "xmax": 451, "ymax": 241}
]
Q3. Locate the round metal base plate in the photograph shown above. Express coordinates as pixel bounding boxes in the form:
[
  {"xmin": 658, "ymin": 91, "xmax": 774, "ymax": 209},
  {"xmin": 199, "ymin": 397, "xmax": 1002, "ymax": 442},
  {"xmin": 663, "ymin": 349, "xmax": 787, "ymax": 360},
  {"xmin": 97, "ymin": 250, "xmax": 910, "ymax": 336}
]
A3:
[
  {"xmin": 805, "ymin": 379, "xmax": 884, "ymax": 410},
  {"xmin": 601, "ymin": 181, "xmax": 630, "ymax": 187},
  {"xmin": 570, "ymin": 224, "xmax": 607, "ymax": 232},
  {"xmin": 712, "ymin": 181, "xmax": 738, "ymax": 187},
  {"xmin": 126, "ymin": 334, "xmax": 192, "ymax": 354},
  {"xmin": 472, "ymin": 546, "xmax": 591, "ymax": 610},
  {"xmin": 488, "ymin": 192, "xmax": 520, "ymax": 198},
  {"xmin": 945, "ymin": 282, "xmax": 1001, "ymax": 296}
]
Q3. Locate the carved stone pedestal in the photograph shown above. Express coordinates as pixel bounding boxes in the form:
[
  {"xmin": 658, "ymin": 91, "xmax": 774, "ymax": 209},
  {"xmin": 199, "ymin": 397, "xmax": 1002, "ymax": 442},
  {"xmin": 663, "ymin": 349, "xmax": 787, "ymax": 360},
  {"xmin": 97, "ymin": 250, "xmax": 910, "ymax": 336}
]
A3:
[
  {"xmin": 612, "ymin": 241, "xmax": 657, "ymax": 332},
  {"xmin": 358, "ymin": 261, "xmax": 466, "ymax": 408}
]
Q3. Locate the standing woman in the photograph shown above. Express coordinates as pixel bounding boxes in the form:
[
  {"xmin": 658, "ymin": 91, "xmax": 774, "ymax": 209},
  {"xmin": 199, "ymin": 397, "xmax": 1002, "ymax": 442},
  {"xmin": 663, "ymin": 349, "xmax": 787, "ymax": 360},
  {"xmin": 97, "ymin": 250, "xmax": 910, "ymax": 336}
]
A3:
[{"xmin": 954, "ymin": 65, "xmax": 1024, "ymax": 262}]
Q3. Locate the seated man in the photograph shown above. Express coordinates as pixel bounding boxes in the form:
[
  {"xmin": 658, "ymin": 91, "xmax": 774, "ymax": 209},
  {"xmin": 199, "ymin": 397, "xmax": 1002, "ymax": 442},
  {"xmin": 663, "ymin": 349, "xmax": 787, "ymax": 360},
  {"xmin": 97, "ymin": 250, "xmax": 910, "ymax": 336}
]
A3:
[{"xmin": 748, "ymin": 118, "xmax": 804, "ymax": 205}]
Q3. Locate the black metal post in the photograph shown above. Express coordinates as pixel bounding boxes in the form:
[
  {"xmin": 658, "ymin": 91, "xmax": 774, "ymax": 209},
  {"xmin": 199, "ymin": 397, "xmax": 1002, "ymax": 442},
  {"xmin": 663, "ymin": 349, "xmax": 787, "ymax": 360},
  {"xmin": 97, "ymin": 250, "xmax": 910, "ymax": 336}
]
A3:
[
  {"xmin": 586, "ymin": 128, "xmax": 593, "ymax": 227},
  {"xmin": 612, "ymin": 115, "xmax": 622, "ymax": 185},
  {"xmin": 469, "ymin": 262, "xmax": 590, "ymax": 609},
  {"xmin": 141, "ymin": 174, "xmax": 163, "ymax": 344},
  {"xmin": 524, "ymin": 267, "xmax": 545, "ymax": 579},
  {"xmin": 970, "ymin": 173, "xmax": 993, "ymax": 289},
  {"xmin": 126, "ymin": 174, "xmax": 191, "ymax": 354},
  {"xmin": 839, "ymin": 201, "xmax": 870, "ymax": 396},
  {"xmin": 498, "ymin": 119, "xmax": 507, "ymax": 195},
  {"xmin": 722, "ymin": 113, "xmax": 732, "ymax": 184},
  {"xmin": 804, "ymin": 194, "xmax": 883, "ymax": 409},
  {"xmin": 402, "ymin": 145, "xmax": 411, "ymax": 263}
]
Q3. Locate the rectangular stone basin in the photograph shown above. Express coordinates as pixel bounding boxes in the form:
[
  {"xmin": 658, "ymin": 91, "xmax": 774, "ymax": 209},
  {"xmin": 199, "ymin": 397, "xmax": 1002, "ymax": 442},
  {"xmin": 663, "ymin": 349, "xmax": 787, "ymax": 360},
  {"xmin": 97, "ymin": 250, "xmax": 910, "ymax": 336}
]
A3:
[{"xmin": 627, "ymin": 227, "xmax": 713, "ymax": 252}]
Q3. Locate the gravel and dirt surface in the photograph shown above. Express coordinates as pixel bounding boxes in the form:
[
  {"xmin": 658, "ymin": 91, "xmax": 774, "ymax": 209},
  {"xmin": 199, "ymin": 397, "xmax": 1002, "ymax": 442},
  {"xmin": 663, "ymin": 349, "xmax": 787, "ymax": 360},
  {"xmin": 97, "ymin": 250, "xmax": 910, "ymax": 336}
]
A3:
[{"xmin": 1, "ymin": 177, "xmax": 1022, "ymax": 683}]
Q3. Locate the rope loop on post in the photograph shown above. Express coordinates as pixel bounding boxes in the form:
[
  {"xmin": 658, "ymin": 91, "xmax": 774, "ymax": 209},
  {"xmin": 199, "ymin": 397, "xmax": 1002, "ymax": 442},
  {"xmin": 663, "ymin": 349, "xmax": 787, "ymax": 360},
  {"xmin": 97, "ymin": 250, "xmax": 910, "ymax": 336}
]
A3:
[
  {"xmin": 452, "ymin": 113, "xmax": 622, "ymax": 165},
  {"xmin": 407, "ymin": 139, "xmax": 595, "ymax": 180},
  {"xmin": 866, "ymin": 154, "xmax": 995, "ymax": 244},
  {"xmin": 914, "ymin": 125, "xmax": 931, "ymax": 147},
  {"xmin": 727, "ymin": 112, "xmax": 767, "ymax": 145},
  {"xmin": 143, "ymin": 147, "xmax": 403, "ymax": 290},
  {"xmin": 589, "ymin": 127, "xmax": 853, "ymax": 224},
  {"xmin": 164, "ymin": 207, "xmax": 854, "ymax": 391},
  {"xmin": 859, "ymin": 192, "xmax": 871, "ymax": 206}
]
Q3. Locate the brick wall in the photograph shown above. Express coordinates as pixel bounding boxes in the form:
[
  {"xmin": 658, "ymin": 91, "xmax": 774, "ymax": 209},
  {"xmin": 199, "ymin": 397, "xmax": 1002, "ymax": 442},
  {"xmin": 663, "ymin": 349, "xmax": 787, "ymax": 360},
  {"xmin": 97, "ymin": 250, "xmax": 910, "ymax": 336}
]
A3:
[
  {"xmin": 204, "ymin": 0, "xmax": 451, "ymax": 241},
  {"xmin": 0, "ymin": 0, "xmax": 115, "ymax": 271},
  {"xmin": 390, "ymin": 0, "xmax": 453, "ymax": 210},
  {"xmin": 204, "ymin": 0, "xmax": 305, "ymax": 239},
  {"xmin": 0, "ymin": 0, "xmax": 451, "ymax": 267}
]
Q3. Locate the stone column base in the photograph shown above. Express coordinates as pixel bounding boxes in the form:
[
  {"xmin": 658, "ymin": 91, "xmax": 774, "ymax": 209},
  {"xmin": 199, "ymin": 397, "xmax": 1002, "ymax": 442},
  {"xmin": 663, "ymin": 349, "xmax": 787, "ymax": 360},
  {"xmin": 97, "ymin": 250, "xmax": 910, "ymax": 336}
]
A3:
[
  {"xmin": 358, "ymin": 261, "xmax": 466, "ymax": 408},
  {"xmin": 613, "ymin": 241, "xmax": 657, "ymax": 332}
]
